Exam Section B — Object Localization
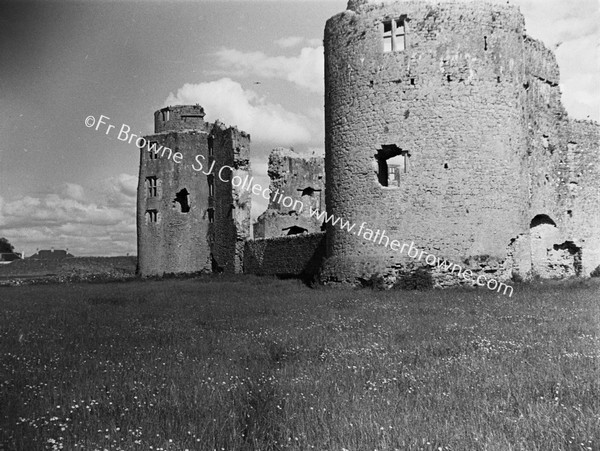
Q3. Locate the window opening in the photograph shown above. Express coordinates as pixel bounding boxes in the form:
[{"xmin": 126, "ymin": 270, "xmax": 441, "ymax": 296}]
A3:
[
  {"xmin": 146, "ymin": 210, "xmax": 158, "ymax": 223},
  {"xmin": 383, "ymin": 16, "xmax": 407, "ymax": 52},
  {"xmin": 208, "ymin": 175, "xmax": 215, "ymax": 197},
  {"xmin": 297, "ymin": 187, "xmax": 321, "ymax": 197},
  {"xmin": 147, "ymin": 176, "xmax": 158, "ymax": 197},
  {"xmin": 530, "ymin": 214, "xmax": 556, "ymax": 228},
  {"xmin": 376, "ymin": 144, "xmax": 409, "ymax": 187},
  {"xmin": 207, "ymin": 208, "xmax": 215, "ymax": 223},
  {"xmin": 173, "ymin": 188, "xmax": 190, "ymax": 213},
  {"xmin": 282, "ymin": 226, "xmax": 308, "ymax": 236},
  {"xmin": 208, "ymin": 135, "xmax": 214, "ymax": 156},
  {"xmin": 148, "ymin": 142, "xmax": 159, "ymax": 160}
]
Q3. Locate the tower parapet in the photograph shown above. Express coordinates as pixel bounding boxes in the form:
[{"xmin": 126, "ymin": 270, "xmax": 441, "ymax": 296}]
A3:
[{"xmin": 154, "ymin": 105, "xmax": 207, "ymax": 133}]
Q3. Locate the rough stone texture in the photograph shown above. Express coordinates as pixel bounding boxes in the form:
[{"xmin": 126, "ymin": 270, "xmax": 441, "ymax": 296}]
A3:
[
  {"xmin": 322, "ymin": 0, "xmax": 599, "ymax": 285},
  {"xmin": 136, "ymin": 2, "xmax": 598, "ymax": 285},
  {"xmin": 137, "ymin": 105, "xmax": 251, "ymax": 276},
  {"xmin": 560, "ymin": 120, "xmax": 600, "ymax": 277},
  {"xmin": 244, "ymin": 232, "xmax": 326, "ymax": 276},
  {"xmin": 254, "ymin": 148, "xmax": 326, "ymax": 239}
]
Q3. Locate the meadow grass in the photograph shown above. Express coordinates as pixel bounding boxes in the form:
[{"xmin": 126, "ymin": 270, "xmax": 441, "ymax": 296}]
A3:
[{"xmin": 0, "ymin": 276, "xmax": 598, "ymax": 450}]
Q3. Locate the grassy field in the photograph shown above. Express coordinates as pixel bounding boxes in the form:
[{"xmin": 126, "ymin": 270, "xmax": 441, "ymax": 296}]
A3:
[
  {"xmin": 0, "ymin": 257, "xmax": 137, "ymax": 285},
  {"xmin": 0, "ymin": 276, "xmax": 598, "ymax": 451}
]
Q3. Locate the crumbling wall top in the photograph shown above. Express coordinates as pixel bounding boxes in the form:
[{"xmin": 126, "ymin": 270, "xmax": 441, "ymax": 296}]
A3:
[
  {"xmin": 154, "ymin": 104, "xmax": 207, "ymax": 133},
  {"xmin": 347, "ymin": 0, "xmax": 516, "ymax": 11}
]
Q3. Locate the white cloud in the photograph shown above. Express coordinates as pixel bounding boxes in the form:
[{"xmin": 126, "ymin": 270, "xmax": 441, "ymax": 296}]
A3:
[
  {"xmin": 556, "ymin": 34, "xmax": 599, "ymax": 120},
  {"xmin": 274, "ymin": 36, "xmax": 322, "ymax": 48},
  {"xmin": 517, "ymin": 0, "xmax": 598, "ymax": 46},
  {"xmin": 102, "ymin": 173, "xmax": 138, "ymax": 208},
  {"xmin": 61, "ymin": 183, "xmax": 85, "ymax": 201},
  {"xmin": 165, "ymin": 78, "xmax": 313, "ymax": 144},
  {"xmin": 274, "ymin": 36, "xmax": 305, "ymax": 48},
  {"xmin": 0, "ymin": 175, "xmax": 138, "ymax": 256},
  {"xmin": 115, "ymin": 173, "xmax": 138, "ymax": 197},
  {"xmin": 214, "ymin": 46, "xmax": 324, "ymax": 93}
]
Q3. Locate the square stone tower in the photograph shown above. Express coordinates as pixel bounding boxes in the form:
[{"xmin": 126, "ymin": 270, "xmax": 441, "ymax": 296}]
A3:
[{"xmin": 137, "ymin": 105, "xmax": 251, "ymax": 276}]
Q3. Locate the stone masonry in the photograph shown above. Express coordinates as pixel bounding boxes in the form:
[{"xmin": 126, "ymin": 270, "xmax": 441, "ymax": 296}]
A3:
[
  {"xmin": 320, "ymin": 0, "xmax": 599, "ymax": 285},
  {"xmin": 254, "ymin": 148, "xmax": 326, "ymax": 239},
  {"xmin": 137, "ymin": 1, "xmax": 598, "ymax": 285},
  {"xmin": 137, "ymin": 105, "xmax": 251, "ymax": 276}
]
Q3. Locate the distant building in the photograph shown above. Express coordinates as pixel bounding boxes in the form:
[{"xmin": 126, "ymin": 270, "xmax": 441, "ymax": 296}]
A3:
[
  {"xmin": 0, "ymin": 252, "xmax": 23, "ymax": 263},
  {"xmin": 28, "ymin": 249, "xmax": 73, "ymax": 260}
]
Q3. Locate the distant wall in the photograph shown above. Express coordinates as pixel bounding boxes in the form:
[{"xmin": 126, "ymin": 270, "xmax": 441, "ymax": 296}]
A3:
[
  {"xmin": 254, "ymin": 148, "xmax": 325, "ymax": 239},
  {"xmin": 244, "ymin": 232, "xmax": 326, "ymax": 276}
]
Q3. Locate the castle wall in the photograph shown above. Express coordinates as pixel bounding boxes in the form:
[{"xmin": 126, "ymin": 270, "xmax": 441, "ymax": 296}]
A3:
[
  {"xmin": 137, "ymin": 129, "xmax": 212, "ymax": 276},
  {"xmin": 323, "ymin": 0, "xmax": 531, "ymax": 283},
  {"xmin": 254, "ymin": 148, "xmax": 325, "ymax": 239},
  {"xmin": 561, "ymin": 120, "xmax": 600, "ymax": 275},
  {"xmin": 136, "ymin": 3, "xmax": 599, "ymax": 285},
  {"xmin": 244, "ymin": 232, "xmax": 326, "ymax": 276},
  {"xmin": 515, "ymin": 38, "xmax": 599, "ymax": 279},
  {"xmin": 210, "ymin": 125, "xmax": 252, "ymax": 273}
]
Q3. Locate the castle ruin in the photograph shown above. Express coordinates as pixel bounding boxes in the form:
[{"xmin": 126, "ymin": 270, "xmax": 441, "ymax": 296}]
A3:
[
  {"xmin": 138, "ymin": 0, "xmax": 599, "ymax": 286},
  {"xmin": 254, "ymin": 148, "xmax": 325, "ymax": 239},
  {"xmin": 137, "ymin": 105, "xmax": 251, "ymax": 276},
  {"xmin": 319, "ymin": 0, "xmax": 599, "ymax": 285}
]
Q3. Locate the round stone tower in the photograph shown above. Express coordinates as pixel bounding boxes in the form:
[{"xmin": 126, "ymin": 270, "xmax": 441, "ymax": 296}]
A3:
[{"xmin": 322, "ymin": 0, "xmax": 533, "ymax": 284}]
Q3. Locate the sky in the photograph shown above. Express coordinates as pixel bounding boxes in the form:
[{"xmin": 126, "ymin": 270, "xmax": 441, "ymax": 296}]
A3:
[{"xmin": 0, "ymin": 0, "xmax": 598, "ymax": 257}]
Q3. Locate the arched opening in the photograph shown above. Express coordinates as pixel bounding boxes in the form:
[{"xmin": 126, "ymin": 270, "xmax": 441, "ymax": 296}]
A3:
[
  {"xmin": 530, "ymin": 214, "xmax": 558, "ymax": 278},
  {"xmin": 529, "ymin": 214, "xmax": 581, "ymax": 278},
  {"xmin": 530, "ymin": 214, "xmax": 556, "ymax": 228}
]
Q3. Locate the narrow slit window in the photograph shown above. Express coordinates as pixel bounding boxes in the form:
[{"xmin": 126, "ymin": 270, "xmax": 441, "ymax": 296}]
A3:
[
  {"xmin": 208, "ymin": 175, "xmax": 214, "ymax": 197},
  {"xmin": 207, "ymin": 208, "xmax": 215, "ymax": 224},
  {"xmin": 147, "ymin": 176, "xmax": 158, "ymax": 197},
  {"xmin": 148, "ymin": 142, "xmax": 159, "ymax": 160},
  {"xmin": 208, "ymin": 135, "xmax": 214, "ymax": 156}
]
